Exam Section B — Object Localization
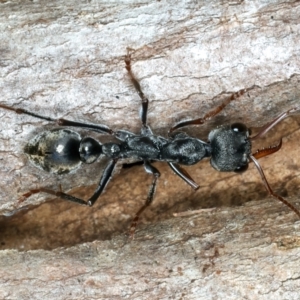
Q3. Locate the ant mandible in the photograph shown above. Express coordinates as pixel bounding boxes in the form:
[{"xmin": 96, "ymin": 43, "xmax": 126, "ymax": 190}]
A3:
[{"xmin": 0, "ymin": 50, "xmax": 299, "ymax": 238}]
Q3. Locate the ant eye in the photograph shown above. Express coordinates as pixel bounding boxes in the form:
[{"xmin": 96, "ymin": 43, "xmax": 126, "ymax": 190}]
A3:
[
  {"xmin": 234, "ymin": 164, "xmax": 248, "ymax": 173},
  {"xmin": 231, "ymin": 123, "xmax": 248, "ymax": 133}
]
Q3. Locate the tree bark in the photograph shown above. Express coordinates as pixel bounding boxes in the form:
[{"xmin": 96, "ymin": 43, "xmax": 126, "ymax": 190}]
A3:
[
  {"xmin": 0, "ymin": 0, "xmax": 300, "ymax": 298},
  {"xmin": 1, "ymin": 198, "xmax": 300, "ymax": 299}
]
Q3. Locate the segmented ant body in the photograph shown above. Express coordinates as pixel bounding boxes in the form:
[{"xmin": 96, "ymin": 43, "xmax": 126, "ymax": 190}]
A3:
[{"xmin": 1, "ymin": 51, "xmax": 299, "ymax": 237}]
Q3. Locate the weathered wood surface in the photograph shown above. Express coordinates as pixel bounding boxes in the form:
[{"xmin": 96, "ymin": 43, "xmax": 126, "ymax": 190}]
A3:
[
  {"xmin": 1, "ymin": 198, "xmax": 300, "ymax": 299},
  {"xmin": 0, "ymin": 0, "xmax": 300, "ymax": 299},
  {"xmin": 0, "ymin": 0, "xmax": 299, "ymax": 212},
  {"xmin": 1, "ymin": 117, "xmax": 300, "ymax": 251}
]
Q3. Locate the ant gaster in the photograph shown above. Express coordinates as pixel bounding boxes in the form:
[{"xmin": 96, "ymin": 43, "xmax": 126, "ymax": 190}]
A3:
[{"xmin": 0, "ymin": 51, "xmax": 299, "ymax": 238}]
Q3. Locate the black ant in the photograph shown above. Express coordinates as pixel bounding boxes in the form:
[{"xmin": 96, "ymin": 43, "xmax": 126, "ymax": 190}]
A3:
[{"xmin": 0, "ymin": 50, "xmax": 299, "ymax": 238}]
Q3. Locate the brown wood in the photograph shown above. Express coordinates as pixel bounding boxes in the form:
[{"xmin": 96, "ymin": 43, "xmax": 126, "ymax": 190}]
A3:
[{"xmin": 1, "ymin": 198, "xmax": 300, "ymax": 299}]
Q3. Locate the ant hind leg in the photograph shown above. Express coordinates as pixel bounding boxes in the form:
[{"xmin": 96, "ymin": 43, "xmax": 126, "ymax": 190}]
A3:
[
  {"xmin": 19, "ymin": 159, "xmax": 118, "ymax": 207},
  {"xmin": 0, "ymin": 104, "xmax": 115, "ymax": 135}
]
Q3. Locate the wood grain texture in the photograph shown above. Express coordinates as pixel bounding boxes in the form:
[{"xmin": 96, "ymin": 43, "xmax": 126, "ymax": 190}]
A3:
[
  {"xmin": 0, "ymin": 0, "xmax": 300, "ymax": 299},
  {"xmin": 0, "ymin": 0, "xmax": 299, "ymax": 211},
  {"xmin": 1, "ymin": 198, "xmax": 300, "ymax": 299}
]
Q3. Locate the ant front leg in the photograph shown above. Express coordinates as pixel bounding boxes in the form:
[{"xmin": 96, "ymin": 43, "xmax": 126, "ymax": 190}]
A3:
[
  {"xmin": 129, "ymin": 160, "xmax": 160, "ymax": 239},
  {"xmin": 248, "ymin": 107, "xmax": 300, "ymax": 218},
  {"xmin": 169, "ymin": 86, "xmax": 256, "ymax": 133},
  {"xmin": 168, "ymin": 162, "xmax": 199, "ymax": 190},
  {"xmin": 250, "ymin": 155, "xmax": 300, "ymax": 218},
  {"xmin": 20, "ymin": 159, "xmax": 118, "ymax": 206}
]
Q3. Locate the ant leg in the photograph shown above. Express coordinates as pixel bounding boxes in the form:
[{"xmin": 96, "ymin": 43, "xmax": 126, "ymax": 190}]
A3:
[
  {"xmin": 87, "ymin": 159, "xmax": 118, "ymax": 206},
  {"xmin": 125, "ymin": 50, "xmax": 150, "ymax": 132},
  {"xmin": 20, "ymin": 159, "xmax": 118, "ymax": 206},
  {"xmin": 249, "ymin": 155, "xmax": 300, "ymax": 218},
  {"xmin": 0, "ymin": 103, "xmax": 115, "ymax": 135},
  {"xmin": 20, "ymin": 187, "xmax": 88, "ymax": 206},
  {"xmin": 129, "ymin": 161, "xmax": 160, "ymax": 238},
  {"xmin": 168, "ymin": 162, "xmax": 199, "ymax": 190},
  {"xmin": 169, "ymin": 86, "xmax": 255, "ymax": 133},
  {"xmin": 124, "ymin": 52, "xmax": 199, "ymax": 189},
  {"xmin": 250, "ymin": 107, "xmax": 299, "ymax": 140},
  {"xmin": 0, "ymin": 104, "xmax": 55, "ymax": 122},
  {"xmin": 252, "ymin": 139, "xmax": 282, "ymax": 160},
  {"xmin": 87, "ymin": 158, "xmax": 118, "ymax": 206},
  {"xmin": 167, "ymin": 132, "xmax": 200, "ymax": 189},
  {"xmin": 167, "ymin": 132, "xmax": 199, "ymax": 188},
  {"xmin": 57, "ymin": 118, "xmax": 114, "ymax": 135}
]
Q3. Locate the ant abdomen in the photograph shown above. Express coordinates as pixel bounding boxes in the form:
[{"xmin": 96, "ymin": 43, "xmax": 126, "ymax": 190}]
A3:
[{"xmin": 25, "ymin": 129, "xmax": 82, "ymax": 175}]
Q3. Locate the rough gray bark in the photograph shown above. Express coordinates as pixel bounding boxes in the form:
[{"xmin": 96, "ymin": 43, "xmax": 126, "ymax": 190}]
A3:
[
  {"xmin": 0, "ymin": 0, "xmax": 300, "ymax": 212},
  {"xmin": 0, "ymin": 0, "xmax": 300, "ymax": 299}
]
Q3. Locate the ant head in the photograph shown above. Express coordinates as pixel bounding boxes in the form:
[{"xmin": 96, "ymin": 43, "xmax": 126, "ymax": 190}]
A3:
[
  {"xmin": 208, "ymin": 123, "xmax": 251, "ymax": 172},
  {"xmin": 24, "ymin": 129, "xmax": 82, "ymax": 174}
]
